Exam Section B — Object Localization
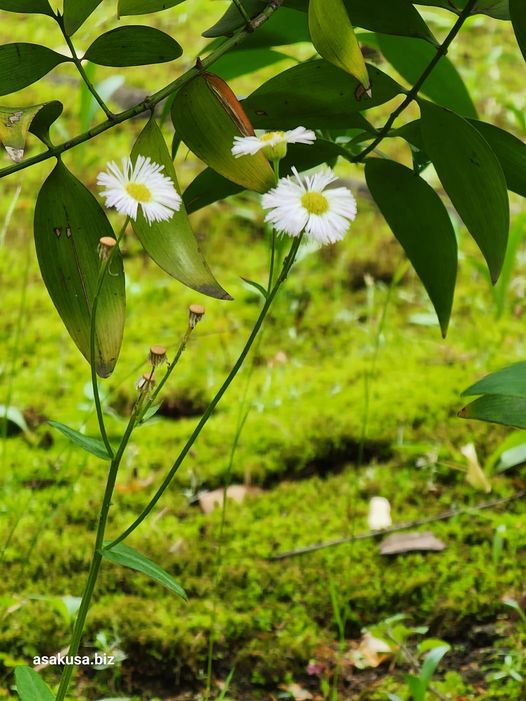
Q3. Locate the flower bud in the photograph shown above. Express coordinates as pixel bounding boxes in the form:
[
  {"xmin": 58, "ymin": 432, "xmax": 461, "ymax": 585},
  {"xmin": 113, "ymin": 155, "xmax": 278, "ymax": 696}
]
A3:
[{"xmin": 188, "ymin": 303, "xmax": 205, "ymax": 329}]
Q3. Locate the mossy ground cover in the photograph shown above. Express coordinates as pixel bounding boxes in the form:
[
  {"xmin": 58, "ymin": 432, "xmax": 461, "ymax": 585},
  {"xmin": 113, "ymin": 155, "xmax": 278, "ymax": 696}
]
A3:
[{"xmin": 2, "ymin": 4, "xmax": 526, "ymax": 701}]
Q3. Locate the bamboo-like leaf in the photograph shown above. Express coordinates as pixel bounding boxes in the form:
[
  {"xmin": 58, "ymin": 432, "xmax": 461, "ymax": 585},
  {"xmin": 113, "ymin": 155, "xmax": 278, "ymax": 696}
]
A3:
[
  {"xmin": 309, "ymin": 0, "xmax": 370, "ymax": 93},
  {"xmin": 0, "ymin": 101, "xmax": 61, "ymax": 161},
  {"xmin": 365, "ymin": 159, "xmax": 457, "ymax": 336},
  {"xmin": 101, "ymin": 542, "xmax": 187, "ymax": 600},
  {"xmin": 131, "ymin": 117, "xmax": 231, "ymax": 300},
  {"xmin": 420, "ymin": 101, "xmax": 509, "ymax": 283},
  {"xmin": 0, "ymin": 0, "xmax": 52, "ymax": 14},
  {"xmin": 84, "ymin": 26, "xmax": 182, "ymax": 67},
  {"xmin": 172, "ymin": 73, "xmax": 274, "ymax": 193},
  {"xmin": 0, "ymin": 45, "xmax": 69, "ymax": 97},
  {"xmin": 63, "ymin": 0, "xmax": 102, "ymax": 36},
  {"xmin": 48, "ymin": 420, "xmax": 112, "ymax": 459},
  {"xmin": 15, "ymin": 667, "xmax": 54, "ymax": 701},
  {"xmin": 34, "ymin": 161, "xmax": 125, "ymax": 378},
  {"xmin": 469, "ymin": 119, "xmax": 526, "ymax": 198},
  {"xmin": 462, "ymin": 361, "xmax": 526, "ymax": 398},
  {"xmin": 459, "ymin": 395, "xmax": 526, "ymax": 430},
  {"xmin": 510, "ymin": 0, "xmax": 526, "ymax": 64},
  {"xmin": 118, "ymin": 0, "xmax": 185, "ymax": 15}
]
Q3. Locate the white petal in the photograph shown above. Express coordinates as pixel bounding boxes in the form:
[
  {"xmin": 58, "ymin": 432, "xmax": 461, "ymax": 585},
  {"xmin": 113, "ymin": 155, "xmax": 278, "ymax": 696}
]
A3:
[
  {"xmin": 232, "ymin": 136, "xmax": 265, "ymax": 157},
  {"xmin": 284, "ymin": 126, "xmax": 316, "ymax": 145}
]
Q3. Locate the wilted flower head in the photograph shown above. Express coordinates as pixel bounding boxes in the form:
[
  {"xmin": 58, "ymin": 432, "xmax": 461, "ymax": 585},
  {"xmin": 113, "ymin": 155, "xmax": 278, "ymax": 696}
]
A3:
[
  {"xmin": 188, "ymin": 303, "xmax": 205, "ymax": 329},
  {"xmin": 367, "ymin": 496, "xmax": 392, "ymax": 531},
  {"xmin": 232, "ymin": 126, "xmax": 315, "ymax": 161},
  {"xmin": 98, "ymin": 236, "xmax": 117, "ymax": 262},
  {"xmin": 135, "ymin": 371, "xmax": 156, "ymax": 392},
  {"xmin": 149, "ymin": 345, "xmax": 167, "ymax": 368},
  {"xmin": 97, "ymin": 155, "xmax": 181, "ymax": 224},
  {"xmin": 262, "ymin": 167, "xmax": 357, "ymax": 245}
]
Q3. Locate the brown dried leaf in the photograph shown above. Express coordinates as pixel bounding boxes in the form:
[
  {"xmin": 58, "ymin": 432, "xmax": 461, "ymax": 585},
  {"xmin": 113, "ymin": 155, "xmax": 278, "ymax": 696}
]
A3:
[{"xmin": 379, "ymin": 531, "xmax": 446, "ymax": 555}]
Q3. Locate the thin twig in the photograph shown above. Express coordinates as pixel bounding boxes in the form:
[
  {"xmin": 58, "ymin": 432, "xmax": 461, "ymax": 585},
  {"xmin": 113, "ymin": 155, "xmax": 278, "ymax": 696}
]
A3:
[{"xmin": 268, "ymin": 490, "xmax": 526, "ymax": 561}]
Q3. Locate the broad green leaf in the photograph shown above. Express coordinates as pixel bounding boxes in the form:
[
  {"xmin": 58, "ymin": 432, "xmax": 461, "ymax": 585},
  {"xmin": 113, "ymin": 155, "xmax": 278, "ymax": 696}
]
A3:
[
  {"xmin": 203, "ymin": 0, "xmax": 267, "ymax": 37},
  {"xmin": 100, "ymin": 542, "xmax": 187, "ymax": 600},
  {"xmin": 223, "ymin": 7, "xmax": 310, "ymax": 48},
  {"xmin": 470, "ymin": 0, "xmax": 510, "ymax": 20},
  {"xmin": 365, "ymin": 159, "xmax": 457, "ymax": 336},
  {"xmin": 462, "ymin": 361, "xmax": 526, "ymax": 398},
  {"xmin": 373, "ymin": 34, "xmax": 477, "ymax": 118},
  {"xmin": 15, "ymin": 666, "xmax": 54, "ymax": 701},
  {"xmin": 510, "ymin": 0, "xmax": 526, "ymax": 63},
  {"xmin": 406, "ymin": 675, "xmax": 424, "ymax": 701},
  {"xmin": 34, "ymin": 161, "xmax": 125, "ymax": 378},
  {"xmin": 118, "ymin": 0, "xmax": 184, "ymax": 15},
  {"xmin": 131, "ymin": 117, "xmax": 231, "ymax": 299},
  {"xmin": 420, "ymin": 101, "xmax": 509, "ymax": 283},
  {"xmin": 0, "ymin": 0, "xmax": 52, "ymax": 14},
  {"xmin": 278, "ymin": 0, "xmax": 438, "ymax": 44},
  {"xmin": 184, "ymin": 139, "xmax": 351, "ymax": 213},
  {"xmin": 468, "ymin": 120, "xmax": 526, "ymax": 197},
  {"xmin": 309, "ymin": 0, "xmax": 370, "ymax": 92},
  {"xmin": 84, "ymin": 27, "xmax": 182, "ymax": 67},
  {"xmin": 243, "ymin": 60, "xmax": 402, "ymax": 130},
  {"xmin": 48, "ymin": 420, "xmax": 112, "ymax": 459},
  {"xmin": 63, "ymin": 0, "xmax": 102, "ymax": 36},
  {"xmin": 0, "ymin": 102, "xmax": 61, "ymax": 161},
  {"xmin": 0, "ymin": 44, "xmax": 69, "ymax": 96},
  {"xmin": 213, "ymin": 48, "xmax": 289, "ymax": 81},
  {"xmin": 28, "ymin": 100, "xmax": 62, "ymax": 146},
  {"xmin": 459, "ymin": 395, "xmax": 526, "ymax": 430},
  {"xmin": 172, "ymin": 73, "xmax": 274, "ymax": 193}
]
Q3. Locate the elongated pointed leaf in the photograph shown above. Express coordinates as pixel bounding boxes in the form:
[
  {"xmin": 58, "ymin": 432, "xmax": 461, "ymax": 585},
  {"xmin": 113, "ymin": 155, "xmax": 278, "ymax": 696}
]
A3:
[
  {"xmin": 373, "ymin": 34, "xmax": 477, "ymax": 118},
  {"xmin": 101, "ymin": 542, "xmax": 187, "ymax": 600},
  {"xmin": 28, "ymin": 100, "xmax": 62, "ymax": 145},
  {"xmin": 420, "ymin": 101, "xmax": 509, "ymax": 283},
  {"xmin": 63, "ymin": 0, "xmax": 102, "ymax": 36},
  {"xmin": 419, "ymin": 645, "xmax": 450, "ymax": 688},
  {"xmin": 15, "ymin": 667, "xmax": 54, "ymax": 701},
  {"xmin": 462, "ymin": 362, "xmax": 526, "ymax": 398},
  {"xmin": 131, "ymin": 117, "xmax": 230, "ymax": 300},
  {"xmin": 510, "ymin": 0, "xmax": 526, "ymax": 63},
  {"xmin": 84, "ymin": 27, "xmax": 182, "ymax": 67},
  {"xmin": 206, "ymin": 6, "xmax": 310, "ymax": 48},
  {"xmin": 309, "ymin": 0, "xmax": 370, "ymax": 91},
  {"xmin": 0, "ymin": 44, "xmax": 69, "ymax": 96},
  {"xmin": 213, "ymin": 48, "xmax": 289, "ymax": 82},
  {"xmin": 48, "ymin": 420, "xmax": 112, "ymax": 459},
  {"xmin": 459, "ymin": 395, "xmax": 526, "ymax": 430},
  {"xmin": 203, "ymin": 0, "xmax": 266, "ymax": 36},
  {"xmin": 365, "ymin": 159, "xmax": 457, "ymax": 336},
  {"xmin": 172, "ymin": 73, "xmax": 274, "ymax": 193},
  {"xmin": 243, "ymin": 60, "xmax": 402, "ymax": 129},
  {"xmin": 0, "ymin": 101, "xmax": 61, "ymax": 162},
  {"xmin": 0, "ymin": 0, "xmax": 52, "ymax": 14},
  {"xmin": 34, "ymin": 161, "xmax": 125, "ymax": 378},
  {"xmin": 469, "ymin": 119, "xmax": 526, "ymax": 197},
  {"xmin": 118, "ymin": 0, "xmax": 184, "ymax": 15}
]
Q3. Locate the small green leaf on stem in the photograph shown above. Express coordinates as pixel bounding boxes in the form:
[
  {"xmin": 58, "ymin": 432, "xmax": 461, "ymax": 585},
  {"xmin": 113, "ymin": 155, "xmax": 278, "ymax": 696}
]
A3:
[
  {"xmin": 84, "ymin": 27, "xmax": 182, "ymax": 67},
  {"xmin": 0, "ymin": 44, "xmax": 69, "ymax": 96},
  {"xmin": 0, "ymin": 102, "xmax": 62, "ymax": 161},
  {"xmin": 48, "ymin": 421, "xmax": 112, "ymax": 460},
  {"xmin": 15, "ymin": 666, "xmax": 54, "ymax": 701}
]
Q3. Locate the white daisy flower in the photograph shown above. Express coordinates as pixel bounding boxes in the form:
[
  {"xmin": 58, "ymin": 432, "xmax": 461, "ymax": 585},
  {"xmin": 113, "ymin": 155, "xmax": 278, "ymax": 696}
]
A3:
[
  {"xmin": 261, "ymin": 167, "xmax": 357, "ymax": 245},
  {"xmin": 232, "ymin": 126, "xmax": 316, "ymax": 161},
  {"xmin": 97, "ymin": 155, "xmax": 182, "ymax": 225}
]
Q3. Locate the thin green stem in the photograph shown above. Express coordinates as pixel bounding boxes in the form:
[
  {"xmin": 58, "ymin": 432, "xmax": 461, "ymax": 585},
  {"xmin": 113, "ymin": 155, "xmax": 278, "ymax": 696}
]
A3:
[
  {"xmin": 58, "ymin": 18, "xmax": 113, "ymax": 120},
  {"xmin": 89, "ymin": 219, "xmax": 129, "ymax": 458},
  {"xmin": 108, "ymin": 235, "xmax": 303, "ymax": 549},
  {"xmin": 352, "ymin": 0, "xmax": 476, "ymax": 163},
  {"xmin": 0, "ymin": 0, "xmax": 285, "ymax": 180}
]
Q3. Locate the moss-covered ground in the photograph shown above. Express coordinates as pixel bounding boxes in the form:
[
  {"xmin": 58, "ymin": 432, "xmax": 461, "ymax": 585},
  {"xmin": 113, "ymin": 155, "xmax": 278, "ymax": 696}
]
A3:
[{"xmin": 2, "ymin": 3, "xmax": 526, "ymax": 700}]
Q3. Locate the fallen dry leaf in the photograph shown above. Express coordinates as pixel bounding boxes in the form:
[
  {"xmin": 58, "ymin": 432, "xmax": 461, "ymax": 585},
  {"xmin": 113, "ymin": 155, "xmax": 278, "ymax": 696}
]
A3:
[
  {"xmin": 348, "ymin": 632, "xmax": 393, "ymax": 669},
  {"xmin": 379, "ymin": 531, "xmax": 446, "ymax": 555},
  {"xmin": 278, "ymin": 682, "xmax": 313, "ymax": 700},
  {"xmin": 198, "ymin": 484, "xmax": 261, "ymax": 513}
]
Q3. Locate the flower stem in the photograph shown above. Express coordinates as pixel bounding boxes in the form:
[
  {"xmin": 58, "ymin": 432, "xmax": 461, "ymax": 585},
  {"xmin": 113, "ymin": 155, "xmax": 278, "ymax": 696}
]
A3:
[{"xmin": 107, "ymin": 234, "xmax": 303, "ymax": 549}]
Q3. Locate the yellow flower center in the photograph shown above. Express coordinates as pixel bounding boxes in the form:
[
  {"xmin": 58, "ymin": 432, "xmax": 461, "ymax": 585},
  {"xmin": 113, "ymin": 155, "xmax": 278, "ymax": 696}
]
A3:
[
  {"xmin": 126, "ymin": 182, "xmax": 152, "ymax": 203},
  {"xmin": 301, "ymin": 191, "xmax": 329, "ymax": 215},
  {"xmin": 261, "ymin": 131, "xmax": 285, "ymax": 143}
]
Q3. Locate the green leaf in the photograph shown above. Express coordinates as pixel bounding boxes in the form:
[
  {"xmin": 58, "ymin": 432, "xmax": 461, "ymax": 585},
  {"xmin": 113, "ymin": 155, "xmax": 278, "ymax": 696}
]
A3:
[
  {"xmin": 462, "ymin": 361, "xmax": 526, "ymax": 398},
  {"xmin": 34, "ymin": 161, "xmax": 126, "ymax": 378},
  {"xmin": 419, "ymin": 645, "xmax": 450, "ymax": 688},
  {"xmin": 15, "ymin": 666, "xmax": 54, "ymax": 701},
  {"xmin": 420, "ymin": 101, "xmax": 509, "ymax": 283},
  {"xmin": 118, "ymin": 0, "xmax": 184, "ymax": 15},
  {"xmin": 0, "ymin": 44, "xmax": 69, "ymax": 96},
  {"xmin": 406, "ymin": 674, "xmax": 425, "ymax": 701},
  {"xmin": 28, "ymin": 100, "xmax": 62, "ymax": 146},
  {"xmin": 373, "ymin": 33, "xmax": 477, "ymax": 118},
  {"xmin": 203, "ymin": 0, "xmax": 266, "ymax": 37},
  {"xmin": 63, "ymin": 0, "xmax": 103, "ymax": 36},
  {"xmin": 226, "ymin": 7, "xmax": 310, "ymax": 48},
  {"xmin": 84, "ymin": 27, "xmax": 182, "ymax": 67},
  {"xmin": 0, "ymin": 0, "xmax": 52, "ymax": 14},
  {"xmin": 0, "ymin": 102, "xmax": 61, "ymax": 161},
  {"xmin": 510, "ymin": 0, "xmax": 526, "ymax": 64},
  {"xmin": 0, "ymin": 405, "xmax": 29, "ymax": 435},
  {"xmin": 459, "ymin": 395, "xmax": 526, "ymax": 430},
  {"xmin": 172, "ymin": 73, "xmax": 275, "ymax": 193},
  {"xmin": 309, "ymin": 0, "xmax": 370, "ymax": 91},
  {"xmin": 242, "ymin": 60, "xmax": 402, "ymax": 130},
  {"xmin": 48, "ymin": 420, "xmax": 112, "ymax": 459},
  {"xmin": 131, "ymin": 116, "xmax": 231, "ymax": 300},
  {"xmin": 365, "ymin": 159, "xmax": 457, "ymax": 336},
  {"xmin": 469, "ymin": 120, "xmax": 526, "ymax": 198},
  {"xmin": 213, "ymin": 48, "xmax": 289, "ymax": 82},
  {"xmin": 241, "ymin": 277, "xmax": 268, "ymax": 299},
  {"xmin": 100, "ymin": 542, "xmax": 187, "ymax": 600},
  {"xmin": 183, "ymin": 139, "xmax": 351, "ymax": 213},
  {"xmin": 470, "ymin": 0, "xmax": 509, "ymax": 20}
]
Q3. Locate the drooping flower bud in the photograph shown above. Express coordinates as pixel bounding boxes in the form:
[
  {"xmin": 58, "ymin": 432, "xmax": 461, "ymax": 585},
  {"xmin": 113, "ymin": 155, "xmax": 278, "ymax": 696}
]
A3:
[
  {"xmin": 188, "ymin": 304, "xmax": 205, "ymax": 329},
  {"xmin": 149, "ymin": 345, "xmax": 167, "ymax": 368}
]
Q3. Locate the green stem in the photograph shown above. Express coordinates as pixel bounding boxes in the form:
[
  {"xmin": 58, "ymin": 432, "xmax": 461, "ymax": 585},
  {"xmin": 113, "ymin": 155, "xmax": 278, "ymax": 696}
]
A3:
[
  {"xmin": 352, "ymin": 0, "xmax": 476, "ymax": 163},
  {"xmin": 0, "ymin": 0, "xmax": 285, "ymax": 181},
  {"xmin": 231, "ymin": 0, "xmax": 253, "ymax": 26},
  {"xmin": 108, "ymin": 235, "xmax": 303, "ymax": 549},
  {"xmin": 58, "ymin": 18, "xmax": 113, "ymax": 120}
]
